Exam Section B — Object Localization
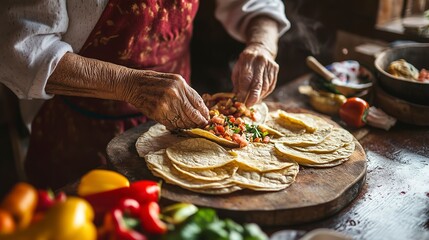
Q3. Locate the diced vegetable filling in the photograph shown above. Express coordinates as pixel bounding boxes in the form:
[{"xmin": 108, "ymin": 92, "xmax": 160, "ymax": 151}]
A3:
[{"xmin": 201, "ymin": 95, "xmax": 269, "ymax": 147}]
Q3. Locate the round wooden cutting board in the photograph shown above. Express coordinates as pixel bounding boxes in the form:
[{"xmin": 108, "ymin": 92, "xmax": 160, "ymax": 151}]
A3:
[{"xmin": 106, "ymin": 106, "xmax": 367, "ymax": 226}]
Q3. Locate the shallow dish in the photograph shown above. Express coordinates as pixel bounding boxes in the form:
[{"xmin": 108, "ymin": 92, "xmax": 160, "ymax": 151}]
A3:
[
  {"xmin": 309, "ymin": 64, "xmax": 374, "ymax": 100},
  {"xmin": 306, "ymin": 57, "xmax": 374, "ymax": 98},
  {"xmin": 374, "ymin": 43, "xmax": 429, "ymax": 105}
]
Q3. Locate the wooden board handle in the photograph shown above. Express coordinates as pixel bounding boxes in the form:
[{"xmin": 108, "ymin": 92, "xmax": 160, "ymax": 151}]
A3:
[{"xmin": 306, "ymin": 56, "xmax": 337, "ymax": 82}]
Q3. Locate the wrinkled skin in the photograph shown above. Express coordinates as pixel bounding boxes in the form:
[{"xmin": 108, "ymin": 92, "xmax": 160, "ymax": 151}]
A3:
[
  {"xmin": 124, "ymin": 70, "xmax": 209, "ymax": 130},
  {"xmin": 232, "ymin": 43, "xmax": 279, "ymax": 107},
  {"xmin": 46, "ymin": 53, "xmax": 209, "ymax": 131}
]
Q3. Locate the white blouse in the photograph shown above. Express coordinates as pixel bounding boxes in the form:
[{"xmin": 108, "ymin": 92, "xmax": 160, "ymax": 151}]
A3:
[{"xmin": 0, "ymin": 0, "xmax": 289, "ymax": 126}]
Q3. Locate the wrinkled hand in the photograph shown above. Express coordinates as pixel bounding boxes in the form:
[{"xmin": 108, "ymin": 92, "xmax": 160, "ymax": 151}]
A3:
[
  {"xmin": 122, "ymin": 70, "xmax": 209, "ymax": 130},
  {"xmin": 232, "ymin": 43, "xmax": 279, "ymax": 107}
]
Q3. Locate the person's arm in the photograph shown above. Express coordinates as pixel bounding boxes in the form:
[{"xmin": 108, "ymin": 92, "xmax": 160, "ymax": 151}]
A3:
[
  {"xmin": 0, "ymin": 1, "xmax": 208, "ymax": 130},
  {"xmin": 245, "ymin": 16, "xmax": 279, "ymax": 59},
  {"xmin": 215, "ymin": 0, "xmax": 290, "ymax": 106},
  {"xmin": 46, "ymin": 52, "xmax": 209, "ymax": 130},
  {"xmin": 231, "ymin": 15, "xmax": 280, "ymax": 106},
  {"xmin": 215, "ymin": 0, "xmax": 290, "ymax": 43}
]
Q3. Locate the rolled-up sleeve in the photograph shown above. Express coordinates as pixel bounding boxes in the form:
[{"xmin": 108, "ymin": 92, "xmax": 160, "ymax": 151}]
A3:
[
  {"xmin": 215, "ymin": 0, "xmax": 290, "ymax": 43},
  {"xmin": 0, "ymin": 0, "xmax": 73, "ymax": 99}
]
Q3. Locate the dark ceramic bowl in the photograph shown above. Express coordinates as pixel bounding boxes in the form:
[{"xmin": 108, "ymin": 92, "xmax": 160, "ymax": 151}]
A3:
[{"xmin": 374, "ymin": 43, "xmax": 429, "ymax": 105}]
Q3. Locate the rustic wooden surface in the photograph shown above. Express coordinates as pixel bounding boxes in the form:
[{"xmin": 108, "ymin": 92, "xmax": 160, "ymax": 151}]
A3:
[
  {"xmin": 106, "ymin": 74, "xmax": 429, "ymax": 239},
  {"xmin": 374, "ymin": 82, "xmax": 429, "ymax": 126},
  {"xmin": 267, "ymin": 75, "xmax": 429, "ymax": 239},
  {"xmin": 107, "ymin": 110, "xmax": 366, "ymax": 227}
]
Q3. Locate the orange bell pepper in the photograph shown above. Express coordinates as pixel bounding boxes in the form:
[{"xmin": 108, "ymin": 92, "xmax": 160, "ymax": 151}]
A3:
[
  {"xmin": 0, "ymin": 209, "xmax": 15, "ymax": 234},
  {"xmin": 0, "ymin": 197, "xmax": 96, "ymax": 240},
  {"xmin": 0, "ymin": 182, "xmax": 37, "ymax": 229}
]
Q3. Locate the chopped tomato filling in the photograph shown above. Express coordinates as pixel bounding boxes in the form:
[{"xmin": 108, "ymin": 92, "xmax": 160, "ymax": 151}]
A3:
[{"xmin": 200, "ymin": 94, "xmax": 270, "ymax": 147}]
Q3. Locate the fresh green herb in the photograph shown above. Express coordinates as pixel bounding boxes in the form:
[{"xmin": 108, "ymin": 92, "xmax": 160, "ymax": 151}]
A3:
[
  {"xmin": 225, "ymin": 116, "xmax": 235, "ymax": 129},
  {"xmin": 245, "ymin": 124, "xmax": 263, "ymax": 139}
]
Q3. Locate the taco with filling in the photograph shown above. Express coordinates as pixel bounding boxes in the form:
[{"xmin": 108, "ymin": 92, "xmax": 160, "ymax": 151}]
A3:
[{"xmin": 182, "ymin": 93, "xmax": 270, "ymax": 148}]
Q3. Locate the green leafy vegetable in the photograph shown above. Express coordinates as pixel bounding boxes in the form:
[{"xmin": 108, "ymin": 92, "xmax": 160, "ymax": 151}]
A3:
[{"xmin": 163, "ymin": 208, "xmax": 268, "ymax": 240}]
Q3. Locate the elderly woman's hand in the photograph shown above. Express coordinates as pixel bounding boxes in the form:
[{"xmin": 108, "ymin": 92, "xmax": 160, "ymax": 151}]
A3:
[
  {"xmin": 232, "ymin": 42, "xmax": 279, "ymax": 107},
  {"xmin": 122, "ymin": 70, "xmax": 209, "ymax": 130}
]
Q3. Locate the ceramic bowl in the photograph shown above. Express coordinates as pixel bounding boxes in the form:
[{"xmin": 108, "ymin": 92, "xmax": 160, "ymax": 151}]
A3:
[{"xmin": 374, "ymin": 43, "xmax": 429, "ymax": 105}]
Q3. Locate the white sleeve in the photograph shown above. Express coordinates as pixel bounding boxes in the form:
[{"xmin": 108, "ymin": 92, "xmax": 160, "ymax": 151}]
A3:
[
  {"xmin": 215, "ymin": 0, "xmax": 291, "ymax": 43},
  {"xmin": 0, "ymin": 0, "xmax": 73, "ymax": 100}
]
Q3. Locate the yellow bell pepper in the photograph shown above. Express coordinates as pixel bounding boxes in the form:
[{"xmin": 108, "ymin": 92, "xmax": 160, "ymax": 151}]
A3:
[
  {"xmin": 77, "ymin": 169, "xmax": 130, "ymax": 196},
  {"xmin": 0, "ymin": 197, "xmax": 96, "ymax": 240}
]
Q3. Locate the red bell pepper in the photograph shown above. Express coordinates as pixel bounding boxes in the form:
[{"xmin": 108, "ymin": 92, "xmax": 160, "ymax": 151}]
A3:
[
  {"xmin": 84, "ymin": 180, "xmax": 160, "ymax": 224},
  {"xmin": 103, "ymin": 198, "xmax": 147, "ymax": 240},
  {"xmin": 139, "ymin": 201, "xmax": 167, "ymax": 235}
]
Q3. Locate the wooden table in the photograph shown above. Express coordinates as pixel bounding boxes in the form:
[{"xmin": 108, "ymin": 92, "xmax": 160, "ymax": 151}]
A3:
[
  {"xmin": 267, "ymin": 75, "xmax": 429, "ymax": 239},
  {"xmin": 106, "ymin": 75, "xmax": 429, "ymax": 240}
]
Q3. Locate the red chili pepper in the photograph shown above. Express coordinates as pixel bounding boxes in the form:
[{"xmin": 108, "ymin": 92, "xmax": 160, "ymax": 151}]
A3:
[
  {"xmin": 139, "ymin": 201, "xmax": 167, "ymax": 235},
  {"xmin": 84, "ymin": 180, "xmax": 160, "ymax": 224},
  {"xmin": 55, "ymin": 191, "xmax": 67, "ymax": 202},
  {"xmin": 103, "ymin": 198, "xmax": 147, "ymax": 240},
  {"xmin": 339, "ymin": 97, "xmax": 370, "ymax": 128},
  {"xmin": 35, "ymin": 189, "xmax": 67, "ymax": 212},
  {"xmin": 35, "ymin": 189, "xmax": 55, "ymax": 212}
]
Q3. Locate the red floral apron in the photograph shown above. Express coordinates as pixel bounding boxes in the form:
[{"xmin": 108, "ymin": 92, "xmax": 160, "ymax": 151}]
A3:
[{"xmin": 25, "ymin": 0, "xmax": 199, "ymax": 189}]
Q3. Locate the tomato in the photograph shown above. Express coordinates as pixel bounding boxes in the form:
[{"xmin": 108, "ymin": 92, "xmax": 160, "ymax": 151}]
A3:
[
  {"xmin": 232, "ymin": 134, "xmax": 248, "ymax": 147},
  {"xmin": 215, "ymin": 125, "xmax": 225, "ymax": 134},
  {"xmin": 228, "ymin": 116, "xmax": 236, "ymax": 123},
  {"xmin": 339, "ymin": 97, "xmax": 369, "ymax": 128},
  {"xmin": 262, "ymin": 136, "xmax": 270, "ymax": 143}
]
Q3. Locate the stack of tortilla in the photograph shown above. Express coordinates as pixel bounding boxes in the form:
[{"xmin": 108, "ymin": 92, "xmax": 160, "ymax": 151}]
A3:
[
  {"xmin": 137, "ymin": 124, "xmax": 299, "ymax": 194},
  {"xmin": 264, "ymin": 110, "xmax": 355, "ymax": 167},
  {"xmin": 136, "ymin": 108, "xmax": 356, "ymax": 195}
]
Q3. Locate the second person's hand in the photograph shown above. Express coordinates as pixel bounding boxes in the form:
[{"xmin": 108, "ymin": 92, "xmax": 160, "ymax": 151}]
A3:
[{"xmin": 232, "ymin": 42, "xmax": 279, "ymax": 107}]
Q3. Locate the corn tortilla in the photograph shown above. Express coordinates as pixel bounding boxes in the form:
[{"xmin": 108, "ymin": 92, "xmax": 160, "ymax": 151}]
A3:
[
  {"xmin": 145, "ymin": 149, "xmax": 234, "ymax": 189},
  {"xmin": 231, "ymin": 143, "xmax": 295, "ymax": 171},
  {"xmin": 136, "ymin": 123, "xmax": 184, "ymax": 157},
  {"xmin": 267, "ymin": 111, "xmax": 333, "ymax": 146},
  {"xmin": 291, "ymin": 127, "xmax": 354, "ymax": 153},
  {"xmin": 172, "ymin": 161, "xmax": 238, "ymax": 181},
  {"xmin": 232, "ymin": 162, "xmax": 299, "ymax": 191},
  {"xmin": 166, "ymin": 138, "xmax": 235, "ymax": 169},
  {"xmin": 275, "ymin": 141, "xmax": 355, "ymax": 165}
]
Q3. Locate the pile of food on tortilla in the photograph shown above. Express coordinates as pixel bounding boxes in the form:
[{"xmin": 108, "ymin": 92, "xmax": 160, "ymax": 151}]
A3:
[
  {"xmin": 136, "ymin": 93, "xmax": 356, "ymax": 195},
  {"xmin": 184, "ymin": 92, "xmax": 270, "ymax": 148}
]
